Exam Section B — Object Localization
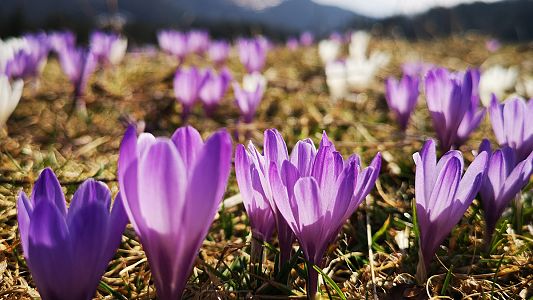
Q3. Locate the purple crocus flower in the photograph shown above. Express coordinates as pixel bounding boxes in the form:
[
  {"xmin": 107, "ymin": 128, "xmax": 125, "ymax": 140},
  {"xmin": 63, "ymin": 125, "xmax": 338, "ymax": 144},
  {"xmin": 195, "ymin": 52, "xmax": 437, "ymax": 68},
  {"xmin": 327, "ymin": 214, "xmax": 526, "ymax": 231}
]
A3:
[
  {"xmin": 489, "ymin": 95, "xmax": 533, "ymax": 162},
  {"xmin": 485, "ymin": 39, "xmax": 501, "ymax": 52},
  {"xmin": 118, "ymin": 125, "xmax": 232, "ymax": 300},
  {"xmin": 401, "ymin": 62, "xmax": 434, "ymax": 78},
  {"xmin": 207, "ymin": 40, "xmax": 230, "ymax": 66},
  {"xmin": 6, "ymin": 34, "xmax": 49, "ymax": 80},
  {"xmin": 456, "ymin": 69, "xmax": 486, "ymax": 146},
  {"xmin": 173, "ymin": 67, "xmax": 207, "ymax": 120},
  {"xmin": 233, "ymin": 73, "xmax": 266, "ymax": 123},
  {"xmin": 237, "ymin": 37, "xmax": 268, "ymax": 73},
  {"xmin": 299, "ymin": 31, "xmax": 314, "ymax": 46},
  {"xmin": 413, "ymin": 139, "xmax": 488, "ymax": 281},
  {"xmin": 199, "ymin": 68, "xmax": 232, "ymax": 116},
  {"xmin": 186, "ymin": 30, "xmax": 210, "ymax": 55},
  {"xmin": 58, "ymin": 46, "xmax": 96, "ymax": 112},
  {"xmin": 48, "ymin": 31, "xmax": 76, "ymax": 55},
  {"xmin": 234, "ymin": 129, "xmax": 295, "ymax": 266},
  {"xmin": 425, "ymin": 68, "xmax": 480, "ymax": 150},
  {"xmin": 17, "ymin": 168, "xmax": 128, "ymax": 300},
  {"xmin": 286, "ymin": 37, "xmax": 299, "ymax": 51},
  {"xmin": 235, "ymin": 142, "xmax": 276, "ymax": 243},
  {"xmin": 478, "ymin": 139, "xmax": 533, "ymax": 244},
  {"xmin": 89, "ymin": 31, "xmax": 127, "ymax": 66},
  {"xmin": 269, "ymin": 132, "xmax": 381, "ymax": 298},
  {"xmin": 157, "ymin": 30, "xmax": 188, "ymax": 61},
  {"xmin": 384, "ymin": 74, "xmax": 420, "ymax": 130}
]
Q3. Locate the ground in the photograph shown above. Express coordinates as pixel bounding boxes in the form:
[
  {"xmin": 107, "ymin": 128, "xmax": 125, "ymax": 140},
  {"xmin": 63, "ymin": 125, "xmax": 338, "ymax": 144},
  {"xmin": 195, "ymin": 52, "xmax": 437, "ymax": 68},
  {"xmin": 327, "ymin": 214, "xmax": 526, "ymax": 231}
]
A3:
[{"xmin": 0, "ymin": 35, "xmax": 532, "ymax": 299}]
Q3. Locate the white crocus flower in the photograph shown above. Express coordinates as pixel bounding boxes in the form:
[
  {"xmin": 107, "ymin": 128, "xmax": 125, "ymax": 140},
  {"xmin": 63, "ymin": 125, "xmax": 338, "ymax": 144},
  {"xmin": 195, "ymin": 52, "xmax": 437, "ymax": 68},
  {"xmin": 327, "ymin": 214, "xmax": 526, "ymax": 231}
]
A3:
[
  {"xmin": 318, "ymin": 39, "xmax": 341, "ymax": 64},
  {"xmin": 242, "ymin": 72, "xmax": 267, "ymax": 92},
  {"xmin": 394, "ymin": 227, "xmax": 410, "ymax": 251},
  {"xmin": 0, "ymin": 75, "xmax": 24, "ymax": 128},
  {"xmin": 325, "ymin": 60, "xmax": 348, "ymax": 100},
  {"xmin": 345, "ymin": 57, "xmax": 380, "ymax": 89},
  {"xmin": 479, "ymin": 65, "xmax": 519, "ymax": 106},
  {"xmin": 349, "ymin": 31, "xmax": 370, "ymax": 62},
  {"xmin": 109, "ymin": 37, "xmax": 128, "ymax": 65}
]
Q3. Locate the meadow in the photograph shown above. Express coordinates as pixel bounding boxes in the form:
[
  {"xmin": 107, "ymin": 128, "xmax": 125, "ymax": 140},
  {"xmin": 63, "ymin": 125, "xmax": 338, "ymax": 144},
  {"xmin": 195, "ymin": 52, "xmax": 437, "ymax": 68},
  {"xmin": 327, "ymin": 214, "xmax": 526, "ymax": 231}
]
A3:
[{"xmin": 0, "ymin": 33, "xmax": 531, "ymax": 299}]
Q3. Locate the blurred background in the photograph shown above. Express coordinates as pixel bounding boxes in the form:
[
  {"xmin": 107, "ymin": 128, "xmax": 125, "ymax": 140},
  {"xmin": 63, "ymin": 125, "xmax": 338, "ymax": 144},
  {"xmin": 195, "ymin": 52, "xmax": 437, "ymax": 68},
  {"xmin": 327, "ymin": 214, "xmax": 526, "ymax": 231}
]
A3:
[{"xmin": 1, "ymin": 0, "xmax": 532, "ymax": 43}]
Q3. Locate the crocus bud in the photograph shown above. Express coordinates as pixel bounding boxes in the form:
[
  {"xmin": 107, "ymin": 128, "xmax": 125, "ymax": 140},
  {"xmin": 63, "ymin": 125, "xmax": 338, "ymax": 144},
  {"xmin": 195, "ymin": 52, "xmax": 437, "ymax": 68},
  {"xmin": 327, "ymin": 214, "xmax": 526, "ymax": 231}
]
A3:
[
  {"xmin": 157, "ymin": 30, "xmax": 188, "ymax": 61},
  {"xmin": 234, "ymin": 72, "xmax": 266, "ymax": 123},
  {"xmin": 413, "ymin": 139, "xmax": 488, "ymax": 281},
  {"xmin": 478, "ymin": 139, "xmax": 533, "ymax": 246},
  {"xmin": 173, "ymin": 67, "xmax": 207, "ymax": 120},
  {"xmin": 118, "ymin": 125, "xmax": 232, "ymax": 300},
  {"xmin": 385, "ymin": 74, "xmax": 420, "ymax": 130},
  {"xmin": 238, "ymin": 37, "xmax": 268, "ymax": 74},
  {"xmin": 199, "ymin": 68, "xmax": 232, "ymax": 115},
  {"xmin": 17, "ymin": 168, "xmax": 128, "ymax": 300},
  {"xmin": 208, "ymin": 40, "xmax": 230, "ymax": 66},
  {"xmin": 489, "ymin": 95, "xmax": 533, "ymax": 162}
]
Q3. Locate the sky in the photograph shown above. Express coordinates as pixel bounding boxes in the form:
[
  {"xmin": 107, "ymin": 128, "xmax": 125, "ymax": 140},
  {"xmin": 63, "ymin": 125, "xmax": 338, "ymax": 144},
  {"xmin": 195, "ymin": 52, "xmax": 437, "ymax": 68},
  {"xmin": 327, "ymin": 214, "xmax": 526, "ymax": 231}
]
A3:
[{"xmin": 312, "ymin": 0, "xmax": 502, "ymax": 17}]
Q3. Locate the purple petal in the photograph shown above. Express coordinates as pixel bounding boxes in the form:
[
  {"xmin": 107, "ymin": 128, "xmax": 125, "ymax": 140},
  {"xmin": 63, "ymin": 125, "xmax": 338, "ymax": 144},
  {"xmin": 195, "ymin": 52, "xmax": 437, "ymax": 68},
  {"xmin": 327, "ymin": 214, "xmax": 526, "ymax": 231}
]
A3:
[
  {"xmin": 31, "ymin": 168, "xmax": 67, "ymax": 217},
  {"xmin": 171, "ymin": 126, "xmax": 204, "ymax": 169}
]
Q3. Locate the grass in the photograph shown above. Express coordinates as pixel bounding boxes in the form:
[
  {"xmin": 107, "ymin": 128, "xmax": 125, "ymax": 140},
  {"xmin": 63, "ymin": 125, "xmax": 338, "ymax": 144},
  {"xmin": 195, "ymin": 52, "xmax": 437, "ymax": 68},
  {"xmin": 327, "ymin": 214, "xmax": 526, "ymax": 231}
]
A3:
[{"xmin": 0, "ymin": 35, "xmax": 532, "ymax": 299}]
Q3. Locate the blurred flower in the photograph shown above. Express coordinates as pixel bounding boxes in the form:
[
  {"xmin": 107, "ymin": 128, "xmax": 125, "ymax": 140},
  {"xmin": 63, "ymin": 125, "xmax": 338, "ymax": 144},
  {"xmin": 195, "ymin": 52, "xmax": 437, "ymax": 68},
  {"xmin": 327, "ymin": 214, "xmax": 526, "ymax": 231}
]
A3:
[
  {"xmin": 270, "ymin": 132, "xmax": 381, "ymax": 298},
  {"xmin": 402, "ymin": 61, "xmax": 434, "ymax": 78},
  {"xmin": 0, "ymin": 37, "xmax": 30, "ymax": 74},
  {"xmin": 479, "ymin": 65, "xmax": 518, "ymax": 106},
  {"xmin": 515, "ymin": 76, "xmax": 533, "ymax": 99},
  {"xmin": 318, "ymin": 39, "xmax": 341, "ymax": 64},
  {"xmin": 345, "ymin": 51, "xmax": 389, "ymax": 89},
  {"xmin": 48, "ymin": 31, "xmax": 76, "ymax": 54},
  {"xmin": 173, "ymin": 67, "xmax": 207, "ymax": 119},
  {"xmin": 207, "ymin": 40, "xmax": 230, "ymax": 66},
  {"xmin": 485, "ymin": 39, "xmax": 501, "ymax": 52},
  {"xmin": 489, "ymin": 95, "xmax": 533, "ymax": 161},
  {"xmin": 238, "ymin": 37, "xmax": 268, "ymax": 73},
  {"xmin": 17, "ymin": 168, "xmax": 128, "ymax": 300},
  {"xmin": 414, "ymin": 139, "xmax": 487, "ymax": 281},
  {"xmin": 0, "ymin": 74, "xmax": 23, "ymax": 129},
  {"xmin": 186, "ymin": 30, "xmax": 210, "ymax": 54},
  {"xmin": 1, "ymin": 34, "xmax": 49, "ymax": 80},
  {"xmin": 385, "ymin": 74, "xmax": 420, "ymax": 130},
  {"xmin": 328, "ymin": 32, "xmax": 344, "ymax": 43},
  {"xmin": 478, "ymin": 140, "xmax": 533, "ymax": 245},
  {"xmin": 349, "ymin": 31, "xmax": 370, "ymax": 62},
  {"xmin": 425, "ymin": 68, "xmax": 481, "ymax": 150},
  {"xmin": 118, "ymin": 125, "xmax": 232, "ymax": 300},
  {"xmin": 58, "ymin": 46, "xmax": 96, "ymax": 111},
  {"xmin": 234, "ymin": 72, "xmax": 266, "ymax": 123},
  {"xmin": 90, "ymin": 31, "xmax": 127, "ymax": 66},
  {"xmin": 299, "ymin": 31, "xmax": 314, "ymax": 46},
  {"xmin": 234, "ymin": 129, "xmax": 295, "ymax": 266},
  {"xmin": 325, "ymin": 60, "xmax": 348, "ymax": 101},
  {"xmin": 199, "ymin": 68, "xmax": 232, "ymax": 115},
  {"xmin": 286, "ymin": 37, "xmax": 299, "ymax": 51},
  {"xmin": 157, "ymin": 30, "xmax": 188, "ymax": 61}
]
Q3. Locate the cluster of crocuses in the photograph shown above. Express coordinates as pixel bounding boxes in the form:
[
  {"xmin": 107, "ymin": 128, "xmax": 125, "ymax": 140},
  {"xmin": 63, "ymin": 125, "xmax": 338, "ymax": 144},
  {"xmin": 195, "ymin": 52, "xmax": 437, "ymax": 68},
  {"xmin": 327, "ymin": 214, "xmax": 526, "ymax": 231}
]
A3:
[
  {"xmin": 385, "ymin": 65, "xmax": 533, "ymax": 161},
  {"xmin": 54, "ymin": 31, "xmax": 127, "ymax": 112},
  {"xmin": 17, "ymin": 125, "xmax": 382, "ymax": 300},
  {"xmin": 18, "ymin": 124, "xmax": 531, "ymax": 299},
  {"xmin": 173, "ymin": 67, "xmax": 232, "ymax": 119},
  {"xmin": 324, "ymin": 31, "xmax": 390, "ymax": 100},
  {"xmin": 157, "ymin": 29, "xmax": 221, "ymax": 63},
  {"xmin": 168, "ymin": 34, "xmax": 269, "ymax": 123}
]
